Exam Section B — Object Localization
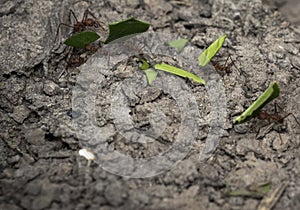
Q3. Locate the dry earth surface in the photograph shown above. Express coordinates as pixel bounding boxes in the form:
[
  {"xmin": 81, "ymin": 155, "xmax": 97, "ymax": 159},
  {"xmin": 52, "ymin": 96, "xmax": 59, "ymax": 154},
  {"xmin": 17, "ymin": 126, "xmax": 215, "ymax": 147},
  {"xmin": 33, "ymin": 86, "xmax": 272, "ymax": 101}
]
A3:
[{"xmin": 1, "ymin": 0, "xmax": 300, "ymax": 210}]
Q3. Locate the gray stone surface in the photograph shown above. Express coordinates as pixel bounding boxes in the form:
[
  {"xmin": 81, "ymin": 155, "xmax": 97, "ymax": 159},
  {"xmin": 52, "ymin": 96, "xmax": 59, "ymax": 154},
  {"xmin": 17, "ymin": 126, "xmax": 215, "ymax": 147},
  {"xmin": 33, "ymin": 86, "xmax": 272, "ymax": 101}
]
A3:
[
  {"xmin": 0, "ymin": 0, "xmax": 300, "ymax": 210},
  {"xmin": 10, "ymin": 105, "xmax": 31, "ymax": 123}
]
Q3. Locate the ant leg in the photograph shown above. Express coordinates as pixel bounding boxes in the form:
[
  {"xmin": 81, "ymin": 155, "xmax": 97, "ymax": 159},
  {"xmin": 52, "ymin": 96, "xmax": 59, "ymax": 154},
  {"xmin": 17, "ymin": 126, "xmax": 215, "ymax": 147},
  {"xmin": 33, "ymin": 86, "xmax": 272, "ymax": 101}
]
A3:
[
  {"xmin": 256, "ymin": 122, "xmax": 272, "ymax": 139},
  {"xmin": 54, "ymin": 23, "xmax": 62, "ymax": 44},
  {"xmin": 220, "ymin": 56, "xmax": 230, "ymax": 74},
  {"xmin": 69, "ymin": 9, "xmax": 79, "ymax": 23},
  {"xmin": 54, "ymin": 10, "xmax": 80, "ymax": 44},
  {"xmin": 256, "ymin": 120, "xmax": 284, "ymax": 144},
  {"xmin": 291, "ymin": 113, "xmax": 300, "ymax": 126},
  {"xmin": 54, "ymin": 23, "xmax": 76, "ymax": 43},
  {"xmin": 256, "ymin": 126, "xmax": 262, "ymax": 139},
  {"xmin": 224, "ymin": 55, "xmax": 230, "ymax": 67},
  {"xmin": 83, "ymin": 9, "xmax": 96, "ymax": 20},
  {"xmin": 255, "ymin": 124, "xmax": 266, "ymax": 139},
  {"xmin": 274, "ymin": 102, "xmax": 284, "ymax": 113},
  {"xmin": 228, "ymin": 55, "xmax": 242, "ymax": 75},
  {"xmin": 272, "ymin": 104, "xmax": 300, "ymax": 125},
  {"xmin": 82, "ymin": 9, "xmax": 90, "ymax": 22},
  {"xmin": 274, "ymin": 102, "xmax": 278, "ymax": 114},
  {"xmin": 282, "ymin": 113, "xmax": 300, "ymax": 127},
  {"xmin": 61, "ymin": 46, "xmax": 73, "ymax": 66}
]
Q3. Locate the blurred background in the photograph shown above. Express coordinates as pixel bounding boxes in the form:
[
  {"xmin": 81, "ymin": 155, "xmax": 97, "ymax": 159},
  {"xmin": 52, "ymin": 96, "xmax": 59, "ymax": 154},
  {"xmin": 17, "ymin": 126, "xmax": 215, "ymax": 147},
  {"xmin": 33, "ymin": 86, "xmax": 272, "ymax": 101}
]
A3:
[{"xmin": 263, "ymin": 0, "xmax": 300, "ymax": 25}]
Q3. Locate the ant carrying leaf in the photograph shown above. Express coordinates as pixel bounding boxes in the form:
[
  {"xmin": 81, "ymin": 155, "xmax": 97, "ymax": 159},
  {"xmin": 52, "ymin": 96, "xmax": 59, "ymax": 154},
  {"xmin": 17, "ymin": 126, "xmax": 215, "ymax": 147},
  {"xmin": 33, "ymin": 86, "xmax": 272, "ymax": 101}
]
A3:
[
  {"xmin": 198, "ymin": 34, "xmax": 226, "ymax": 66},
  {"xmin": 54, "ymin": 9, "xmax": 105, "ymax": 67},
  {"xmin": 255, "ymin": 103, "xmax": 300, "ymax": 142},
  {"xmin": 56, "ymin": 10, "xmax": 151, "ymax": 47},
  {"xmin": 235, "ymin": 82, "xmax": 280, "ymax": 124},
  {"xmin": 235, "ymin": 82, "xmax": 300, "ymax": 142},
  {"xmin": 64, "ymin": 16, "xmax": 150, "ymax": 47},
  {"xmin": 199, "ymin": 35, "xmax": 243, "ymax": 76}
]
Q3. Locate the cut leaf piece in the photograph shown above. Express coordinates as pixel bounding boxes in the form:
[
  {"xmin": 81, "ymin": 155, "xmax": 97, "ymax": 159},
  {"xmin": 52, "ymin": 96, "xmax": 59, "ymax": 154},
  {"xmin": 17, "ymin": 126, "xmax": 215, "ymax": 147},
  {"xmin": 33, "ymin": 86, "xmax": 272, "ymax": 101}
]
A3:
[
  {"xmin": 154, "ymin": 63, "xmax": 205, "ymax": 85},
  {"xmin": 198, "ymin": 34, "xmax": 226, "ymax": 66},
  {"xmin": 144, "ymin": 68, "xmax": 158, "ymax": 85},
  {"xmin": 140, "ymin": 59, "xmax": 150, "ymax": 70},
  {"xmin": 104, "ymin": 17, "xmax": 150, "ymax": 44},
  {"xmin": 228, "ymin": 182, "xmax": 271, "ymax": 198},
  {"xmin": 235, "ymin": 82, "xmax": 280, "ymax": 124},
  {"xmin": 168, "ymin": 38, "xmax": 188, "ymax": 52},
  {"xmin": 139, "ymin": 59, "xmax": 157, "ymax": 84},
  {"xmin": 65, "ymin": 31, "xmax": 100, "ymax": 48}
]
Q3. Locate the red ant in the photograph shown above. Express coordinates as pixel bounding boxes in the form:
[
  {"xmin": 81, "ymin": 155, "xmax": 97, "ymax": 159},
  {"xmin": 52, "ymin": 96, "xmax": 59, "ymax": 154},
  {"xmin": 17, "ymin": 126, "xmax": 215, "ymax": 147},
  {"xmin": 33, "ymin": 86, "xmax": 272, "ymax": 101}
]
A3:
[
  {"xmin": 211, "ymin": 55, "xmax": 242, "ymax": 76},
  {"xmin": 55, "ymin": 9, "xmax": 105, "ymax": 42},
  {"xmin": 255, "ymin": 103, "xmax": 300, "ymax": 143},
  {"xmin": 54, "ymin": 9, "xmax": 106, "ymax": 68}
]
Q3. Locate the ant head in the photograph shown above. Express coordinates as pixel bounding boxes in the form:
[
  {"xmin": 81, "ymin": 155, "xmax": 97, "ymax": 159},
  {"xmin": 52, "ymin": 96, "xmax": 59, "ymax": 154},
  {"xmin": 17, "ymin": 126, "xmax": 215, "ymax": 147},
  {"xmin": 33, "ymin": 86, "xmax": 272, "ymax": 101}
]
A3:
[{"xmin": 257, "ymin": 111, "xmax": 267, "ymax": 120}]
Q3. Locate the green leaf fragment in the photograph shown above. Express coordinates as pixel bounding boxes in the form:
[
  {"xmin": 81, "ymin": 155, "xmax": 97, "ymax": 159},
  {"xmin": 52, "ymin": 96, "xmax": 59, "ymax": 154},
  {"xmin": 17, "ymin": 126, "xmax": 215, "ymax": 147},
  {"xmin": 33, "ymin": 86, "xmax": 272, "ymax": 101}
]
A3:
[
  {"xmin": 140, "ymin": 59, "xmax": 150, "ymax": 70},
  {"xmin": 144, "ymin": 68, "xmax": 158, "ymax": 85},
  {"xmin": 235, "ymin": 82, "xmax": 280, "ymax": 124},
  {"xmin": 139, "ymin": 59, "xmax": 158, "ymax": 85},
  {"xmin": 139, "ymin": 59, "xmax": 157, "ymax": 85},
  {"xmin": 228, "ymin": 182, "xmax": 271, "ymax": 198},
  {"xmin": 154, "ymin": 63, "xmax": 205, "ymax": 85},
  {"xmin": 64, "ymin": 31, "xmax": 100, "ymax": 48},
  {"xmin": 104, "ymin": 17, "xmax": 150, "ymax": 44},
  {"xmin": 168, "ymin": 38, "xmax": 188, "ymax": 52},
  {"xmin": 198, "ymin": 34, "xmax": 227, "ymax": 66}
]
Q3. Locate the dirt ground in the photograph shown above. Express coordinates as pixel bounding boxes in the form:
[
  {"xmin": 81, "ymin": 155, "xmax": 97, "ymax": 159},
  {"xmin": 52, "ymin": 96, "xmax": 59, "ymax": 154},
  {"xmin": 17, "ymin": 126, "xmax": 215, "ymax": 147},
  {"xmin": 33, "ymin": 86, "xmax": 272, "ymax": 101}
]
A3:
[{"xmin": 1, "ymin": 0, "xmax": 300, "ymax": 209}]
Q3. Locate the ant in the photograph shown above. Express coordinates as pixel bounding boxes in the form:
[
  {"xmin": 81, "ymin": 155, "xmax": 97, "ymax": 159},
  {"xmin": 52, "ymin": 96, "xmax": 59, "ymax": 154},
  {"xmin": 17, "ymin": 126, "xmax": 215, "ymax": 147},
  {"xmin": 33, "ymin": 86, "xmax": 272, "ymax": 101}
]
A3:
[
  {"xmin": 55, "ymin": 9, "xmax": 105, "ymax": 43},
  {"xmin": 210, "ymin": 55, "xmax": 242, "ymax": 76},
  {"xmin": 255, "ymin": 103, "xmax": 300, "ymax": 143},
  {"xmin": 53, "ymin": 9, "xmax": 106, "ymax": 68}
]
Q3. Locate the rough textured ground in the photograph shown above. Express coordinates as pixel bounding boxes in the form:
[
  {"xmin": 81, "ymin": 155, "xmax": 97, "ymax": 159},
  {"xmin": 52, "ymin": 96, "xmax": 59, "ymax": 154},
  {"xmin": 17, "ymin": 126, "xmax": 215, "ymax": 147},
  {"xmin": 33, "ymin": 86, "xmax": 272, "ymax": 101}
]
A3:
[{"xmin": 1, "ymin": 0, "xmax": 300, "ymax": 209}]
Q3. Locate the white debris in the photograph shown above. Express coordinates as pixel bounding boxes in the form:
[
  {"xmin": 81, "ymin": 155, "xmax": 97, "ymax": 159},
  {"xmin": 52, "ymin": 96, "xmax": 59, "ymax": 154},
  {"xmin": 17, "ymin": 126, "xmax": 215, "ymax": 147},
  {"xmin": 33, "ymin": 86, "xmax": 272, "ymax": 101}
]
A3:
[{"xmin": 79, "ymin": 148, "xmax": 95, "ymax": 161}]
